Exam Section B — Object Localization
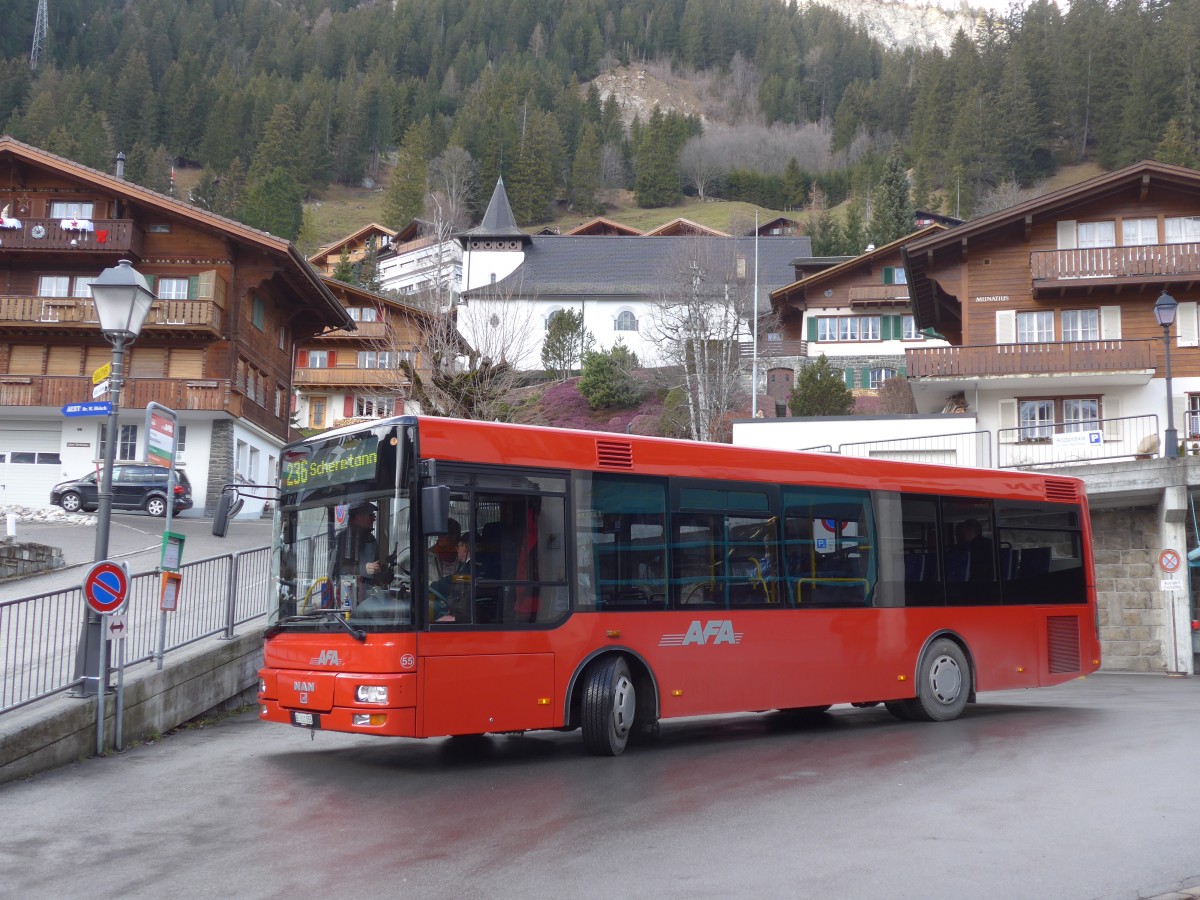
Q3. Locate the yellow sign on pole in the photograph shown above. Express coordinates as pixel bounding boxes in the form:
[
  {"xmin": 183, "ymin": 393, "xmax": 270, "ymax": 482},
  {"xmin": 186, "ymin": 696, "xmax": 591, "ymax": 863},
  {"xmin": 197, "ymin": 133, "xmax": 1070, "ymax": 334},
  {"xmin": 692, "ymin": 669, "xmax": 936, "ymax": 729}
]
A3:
[{"xmin": 92, "ymin": 363, "xmax": 112, "ymax": 385}]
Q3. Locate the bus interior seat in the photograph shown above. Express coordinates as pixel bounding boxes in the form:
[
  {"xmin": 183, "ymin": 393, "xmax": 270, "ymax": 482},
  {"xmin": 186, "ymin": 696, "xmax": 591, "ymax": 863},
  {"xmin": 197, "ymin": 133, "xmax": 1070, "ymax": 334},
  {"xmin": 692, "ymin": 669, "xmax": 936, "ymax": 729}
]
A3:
[
  {"xmin": 904, "ymin": 552, "xmax": 926, "ymax": 582},
  {"xmin": 998, "ymin": 544, "xmax": 1016, "ymax": 580},
  {"xmin": 1018, "ymin": 546, "xmax": 1052, "ymax": 578},
  {"xmin": 944, "ymin": 548, "xmax": 971, "ymax": 583},
  {"xmin": 477, "ymin": 521, "xmax": 503, "ymax": 578}
]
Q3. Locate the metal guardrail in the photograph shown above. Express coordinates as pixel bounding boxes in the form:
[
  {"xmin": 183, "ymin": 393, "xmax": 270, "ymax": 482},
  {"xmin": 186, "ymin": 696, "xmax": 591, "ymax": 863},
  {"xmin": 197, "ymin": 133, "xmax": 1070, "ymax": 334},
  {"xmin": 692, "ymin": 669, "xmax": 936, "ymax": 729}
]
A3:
[
  {"xmin": 0, "ymin": 546, "xmax": 271, "ymax": 716},
  {"xmin": 838, "ymin": 431, "xmax": 993, "ymax": 468},
  {"xmin": 997, "ymin": 414, "xmax": 1160, "ymax": 468}
]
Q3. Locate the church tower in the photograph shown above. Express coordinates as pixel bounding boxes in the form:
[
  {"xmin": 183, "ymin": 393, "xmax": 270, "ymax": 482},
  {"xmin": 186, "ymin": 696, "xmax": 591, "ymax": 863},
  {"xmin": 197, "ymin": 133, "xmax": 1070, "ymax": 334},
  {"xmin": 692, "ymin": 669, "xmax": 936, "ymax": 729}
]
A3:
[{"xmin": 458, "ymin": 177, "xmax": 530, "ymax": 293}]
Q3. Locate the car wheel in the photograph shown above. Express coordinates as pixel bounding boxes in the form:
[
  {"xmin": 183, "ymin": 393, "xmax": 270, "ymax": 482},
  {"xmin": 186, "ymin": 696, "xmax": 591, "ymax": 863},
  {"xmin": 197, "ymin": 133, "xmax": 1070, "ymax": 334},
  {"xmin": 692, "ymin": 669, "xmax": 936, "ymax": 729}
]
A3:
[
  {"xmin": 145, "ymin": 496, "xmax": 167, "ymax": 517},
  {"xmin": 60, "ymin": 492, "xmax": 83, "ymax": 513}
]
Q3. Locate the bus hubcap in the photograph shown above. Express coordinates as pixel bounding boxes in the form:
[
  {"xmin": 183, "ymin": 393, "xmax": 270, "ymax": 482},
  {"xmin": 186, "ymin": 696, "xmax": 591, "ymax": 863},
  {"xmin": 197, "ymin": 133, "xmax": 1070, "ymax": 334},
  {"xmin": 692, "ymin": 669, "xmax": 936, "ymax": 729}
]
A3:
[
  {"xmin": 929, "ymin": 655, "xmax": 962, "ymax": 705},
  {"xmin": 612, "ymin": 675, "xmax": 634, "ymax": 736}
]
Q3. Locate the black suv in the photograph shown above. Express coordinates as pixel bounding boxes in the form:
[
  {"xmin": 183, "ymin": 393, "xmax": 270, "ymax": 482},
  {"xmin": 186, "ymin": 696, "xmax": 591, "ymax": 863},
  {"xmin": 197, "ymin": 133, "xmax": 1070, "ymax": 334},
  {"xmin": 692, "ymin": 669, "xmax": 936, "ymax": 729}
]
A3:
[{"xmin": 50, "ymin": 465, "xmax": 193, "ymax": 517}]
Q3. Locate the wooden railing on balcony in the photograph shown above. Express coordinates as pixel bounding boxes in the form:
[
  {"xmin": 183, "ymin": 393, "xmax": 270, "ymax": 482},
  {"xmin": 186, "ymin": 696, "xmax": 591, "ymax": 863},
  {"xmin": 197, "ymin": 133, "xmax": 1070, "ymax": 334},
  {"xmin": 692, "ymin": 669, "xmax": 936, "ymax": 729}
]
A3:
[
  {"xmin": 847, "ymin": 284, "xmax": 910, "ymax": 302},
  {"xmin": 738, "ymin": 339, "xmax": 807, "ymax": 359},
  {"xmin": 294, "ymin": 366, "xmax": 412, "ymax": 388},
  {"xmin": 1030, "ymin": 242, "xmax": 1200, "ymax": 281},
  {"xmin": 313, "ymin": 321, "xmax": 388, "ymax": 339},
  {"xmin": 0, "ymin": 219, "xmax": 144, "ymax": 256},
  {"xmin": 0, "ymin": 295, "xmax": 222, "ymax": 333},
  {"xmin": 0, "ymin": 374, "xmax": 288, "ymax": 438},
  {"xmin": 905, "ymin": 339, "xmax": 1154, "ymax": 377}
]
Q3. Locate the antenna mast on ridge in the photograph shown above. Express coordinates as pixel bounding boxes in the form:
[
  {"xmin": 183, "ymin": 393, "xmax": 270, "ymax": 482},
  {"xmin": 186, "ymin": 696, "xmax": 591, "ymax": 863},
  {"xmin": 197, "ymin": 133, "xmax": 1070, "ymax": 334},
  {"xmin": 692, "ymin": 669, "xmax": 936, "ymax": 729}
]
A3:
[{"xmin": 30, "ymin": 0, "xmax": 48, "ymax": 70}]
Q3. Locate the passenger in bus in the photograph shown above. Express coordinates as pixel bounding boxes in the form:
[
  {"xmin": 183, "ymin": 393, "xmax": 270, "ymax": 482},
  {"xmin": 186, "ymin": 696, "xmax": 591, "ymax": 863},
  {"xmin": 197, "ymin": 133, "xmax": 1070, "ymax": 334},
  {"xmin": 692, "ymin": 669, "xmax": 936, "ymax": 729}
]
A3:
[
  {"xmin": 427, "ymin": 517, "xmax": 462, "ymax": 580},
  {"xmin": 334, "ymin": 502, "xmax": 384, "ymax": 580},
  {"xmin": 433, "ymin": 537, "xmax": 476, "ymax": 622}
]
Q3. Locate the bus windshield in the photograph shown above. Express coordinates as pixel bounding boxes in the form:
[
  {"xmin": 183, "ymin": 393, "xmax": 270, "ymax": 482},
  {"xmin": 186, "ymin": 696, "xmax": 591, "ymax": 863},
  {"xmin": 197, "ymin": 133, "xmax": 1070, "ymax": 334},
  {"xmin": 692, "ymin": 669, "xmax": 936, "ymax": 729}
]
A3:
[{"xmin": 271, "ymin": 423, "xmax": 414, "ymax": 632}]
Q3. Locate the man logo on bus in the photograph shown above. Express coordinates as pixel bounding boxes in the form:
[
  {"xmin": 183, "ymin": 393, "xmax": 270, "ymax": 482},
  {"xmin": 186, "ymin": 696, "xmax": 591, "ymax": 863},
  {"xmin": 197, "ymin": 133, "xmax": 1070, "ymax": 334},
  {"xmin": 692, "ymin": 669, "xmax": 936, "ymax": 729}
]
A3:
[
  {"xmin": 659, "ymin": 620, "xmax": 743, "ymax": 647},
  {"xmin": 310, "ymin": 650, "xmax": 343, "ymax": 667}
]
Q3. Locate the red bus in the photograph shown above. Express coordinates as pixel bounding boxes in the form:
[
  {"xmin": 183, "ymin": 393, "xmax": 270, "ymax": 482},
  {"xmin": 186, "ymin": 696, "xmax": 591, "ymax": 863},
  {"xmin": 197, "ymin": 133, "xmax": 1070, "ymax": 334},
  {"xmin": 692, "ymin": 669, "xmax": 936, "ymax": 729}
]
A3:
[{"xmin": 253, "ymin": 416, "xmax": 1100, "ymax": 755}]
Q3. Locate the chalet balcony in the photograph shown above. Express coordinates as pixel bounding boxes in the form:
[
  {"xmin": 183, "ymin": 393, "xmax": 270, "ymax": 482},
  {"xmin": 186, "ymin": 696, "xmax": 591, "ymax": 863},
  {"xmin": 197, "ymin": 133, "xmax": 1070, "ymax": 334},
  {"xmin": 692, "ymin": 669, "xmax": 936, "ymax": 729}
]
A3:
[
  {"xmin": 906, "ymin": 339, "xmax": 1154, "ymax": 379},
  {"xmin": 0, "ymin": 374, "xmax": 287, "ymax": 438},
  {"xmin": 738, "ymin": 339, "xmax": 807, "ymax": 359},
  {"xmin": 0, "ymin": 295, "xmax": 222, "ymax": 336},
  {"xmin": 313, "ymin": 321, "xmax": 388, "ymax": 339},
  {"xmin": 294, "ymin": 366, "xmax": 412, "ymax": 388},
  {"xmin": 847, "ymin": 284, "xmax": 910, "ymax": 304},
  {"xmin": 1030, "ymin": 242, "xmax": 1200, "ymax": 295},
  {"xmin": 0, "ymin": 218, "xmax": 144, "ymax": 257}
]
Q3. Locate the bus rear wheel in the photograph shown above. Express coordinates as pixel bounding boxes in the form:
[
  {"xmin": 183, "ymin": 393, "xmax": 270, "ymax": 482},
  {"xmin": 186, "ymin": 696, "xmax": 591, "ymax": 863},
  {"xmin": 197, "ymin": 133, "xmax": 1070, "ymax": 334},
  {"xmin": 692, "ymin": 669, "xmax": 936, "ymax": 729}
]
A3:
[
  {"xmin": 581, "ymin": 656, "xmax": 636, "ymax": 756},
  {"xmin": 906, "ymin": 638, "xmax": 970, "ymax": 722}
]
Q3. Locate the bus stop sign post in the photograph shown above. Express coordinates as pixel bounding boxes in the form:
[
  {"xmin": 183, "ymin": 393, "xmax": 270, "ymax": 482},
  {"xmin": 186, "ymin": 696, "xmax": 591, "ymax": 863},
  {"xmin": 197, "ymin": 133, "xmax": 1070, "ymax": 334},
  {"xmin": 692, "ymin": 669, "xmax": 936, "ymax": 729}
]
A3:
[
  {"xmin": 82, "ymin": 560, "xmax": 129, "ymax": 756},
  {"xmin": 146, "ymin": 402, "xmax": 180, "ymax": 671}
]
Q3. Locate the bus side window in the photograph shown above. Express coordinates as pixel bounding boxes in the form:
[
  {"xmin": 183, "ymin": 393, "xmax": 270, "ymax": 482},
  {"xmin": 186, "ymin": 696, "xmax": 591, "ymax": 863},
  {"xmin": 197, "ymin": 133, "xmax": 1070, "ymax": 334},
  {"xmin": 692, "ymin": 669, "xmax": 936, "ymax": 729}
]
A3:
[{"xmin": 575, "ymin": 473, "xmax": 668, "ymax": 611}]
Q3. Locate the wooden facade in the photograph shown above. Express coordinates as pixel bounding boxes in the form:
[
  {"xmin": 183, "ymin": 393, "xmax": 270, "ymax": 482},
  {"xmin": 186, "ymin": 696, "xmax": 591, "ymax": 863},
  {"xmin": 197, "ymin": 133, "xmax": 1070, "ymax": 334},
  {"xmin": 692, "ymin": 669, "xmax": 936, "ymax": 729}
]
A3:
[
  {"xmin": 0, "ymin": 136, "xmax": 351, "ymax": 511},
  {"xmin": 308, "ymin": 222, "xmax": 398, "ymax": 277}
]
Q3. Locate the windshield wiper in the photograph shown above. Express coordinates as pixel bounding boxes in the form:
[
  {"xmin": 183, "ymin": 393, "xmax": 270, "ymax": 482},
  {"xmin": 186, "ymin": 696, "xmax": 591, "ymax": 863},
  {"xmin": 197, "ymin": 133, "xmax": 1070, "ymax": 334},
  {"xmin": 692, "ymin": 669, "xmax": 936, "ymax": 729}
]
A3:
[{"xmin": 264, "ymin": 611, "xmax": 366, "ymax": 642}]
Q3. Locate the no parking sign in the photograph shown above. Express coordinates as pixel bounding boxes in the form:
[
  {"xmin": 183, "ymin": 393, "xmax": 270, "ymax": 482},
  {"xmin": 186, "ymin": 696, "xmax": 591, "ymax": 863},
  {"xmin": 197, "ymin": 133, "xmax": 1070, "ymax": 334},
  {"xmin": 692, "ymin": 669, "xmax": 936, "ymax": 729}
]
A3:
[{"xmin": 83, "ymin": 560, "xmax": 129, "ymax": 614}]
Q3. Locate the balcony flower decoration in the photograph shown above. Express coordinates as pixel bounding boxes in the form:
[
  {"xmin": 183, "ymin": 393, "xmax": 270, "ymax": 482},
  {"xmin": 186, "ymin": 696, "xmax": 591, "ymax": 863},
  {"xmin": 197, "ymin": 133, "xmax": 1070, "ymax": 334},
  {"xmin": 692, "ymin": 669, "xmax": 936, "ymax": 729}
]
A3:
[{"xmin": 61, "ymin": 217, "xmax": 94, "ymax": 232}]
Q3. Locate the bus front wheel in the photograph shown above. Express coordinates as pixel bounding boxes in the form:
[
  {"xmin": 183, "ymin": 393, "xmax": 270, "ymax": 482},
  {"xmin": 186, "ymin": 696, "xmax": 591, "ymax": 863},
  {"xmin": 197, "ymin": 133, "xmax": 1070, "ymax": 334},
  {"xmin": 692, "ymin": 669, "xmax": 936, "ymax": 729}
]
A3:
[
  {"xmin": 906, "ymin": 638, "xmax": 970, "ymax": 722},
  {"xmin": 581, "ymin": 656, "xmax": 636, "ymax": 756}
]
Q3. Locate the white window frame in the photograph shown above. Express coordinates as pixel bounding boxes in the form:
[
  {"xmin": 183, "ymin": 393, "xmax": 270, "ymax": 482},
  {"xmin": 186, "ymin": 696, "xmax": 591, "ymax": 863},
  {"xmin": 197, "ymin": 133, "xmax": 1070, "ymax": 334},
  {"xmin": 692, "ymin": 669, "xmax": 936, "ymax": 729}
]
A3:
[
  {"xmin": 869, "ymin": 367, "xmax": 897, "ymax": 389},
  {"xmin": 1017, "ymin": 311, "xmax": 1055, "ymax": 344},
  {"xmin": 73, "ymin": 276, "xmax": 98, "ymax": 298},
  {"xmin": 1077, "ymin": 221, "xmax": 1116, "ymax": 249},
  {"xmin": 157, "ymin": 277, "xmax": 189, "ymax": 300},
  {"xmin": 1061, "ymin": 309, "xmax": 1099, "ymax": 343},
  {"xmin": 307, "ymin": 350, "xmax": 330, "ymax": 369},
  {"xmin": 1018, "ymin": 400, "xmax": 1054, "ymax": 441},
  {"xmin": 1122, "ymin": 218, "xmax": 1158, "ymax": 246},
  {"xmin": 1165, "ymin": 216, "xmax": 1200, "ymax": 244},
  {"xmin": 50, "ymin": 201, "xmax": 94, "ymax": 219},
  {"xmin": 615, "ymin": 310, "xmax": 638, "ymax": 332},
  {"xmin": 902, "ymin": 315, "xmax": 918, "ymax": 340},
  {"xmin": 1063, "ymin": 398, "xmax": 1100, "ymax": 433},
  {"xmin": 355, "ymin": 395, "xmax": 395, "ymax": 417},
  {"xmin": 37, "ymin": 275, "xmax": 70, "ymax": 297}
]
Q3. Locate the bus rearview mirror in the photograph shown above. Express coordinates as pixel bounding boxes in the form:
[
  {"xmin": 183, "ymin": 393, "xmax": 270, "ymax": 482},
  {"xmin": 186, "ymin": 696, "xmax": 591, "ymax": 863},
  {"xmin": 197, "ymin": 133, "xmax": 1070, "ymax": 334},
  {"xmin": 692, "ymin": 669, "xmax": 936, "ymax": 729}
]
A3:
[{"xmin": 422, "ymin": 484, "xmax": 450, "ymax": 534}]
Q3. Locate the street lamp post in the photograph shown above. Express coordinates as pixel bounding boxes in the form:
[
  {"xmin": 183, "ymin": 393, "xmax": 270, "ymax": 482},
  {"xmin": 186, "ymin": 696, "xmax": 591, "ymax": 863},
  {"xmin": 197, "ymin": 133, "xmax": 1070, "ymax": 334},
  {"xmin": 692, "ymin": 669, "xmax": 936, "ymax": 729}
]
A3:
[
  {"xmin": 75, "ymin": 259, "xmax": 155, "ymax": 695},
  {"xmin": 1154, "ymin": 290, "xmax": 1179, "ymax": 459}
]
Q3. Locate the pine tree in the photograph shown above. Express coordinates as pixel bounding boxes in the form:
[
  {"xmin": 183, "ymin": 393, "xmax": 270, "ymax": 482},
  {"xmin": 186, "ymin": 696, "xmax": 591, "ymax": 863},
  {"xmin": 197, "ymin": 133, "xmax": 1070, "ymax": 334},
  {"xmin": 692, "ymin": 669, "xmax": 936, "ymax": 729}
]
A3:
[
  {"xmin": 868, "ymin": 145, "xmax": 914, "ymax": 247},
  {"xmin": 542, "ymin": 308, "xmax": 595, "ymax": 380},
  {"xmin": 249, "ymin": 104, "xmax": 302, "ymax": 186},
  {"xmin": 357, "ymin": 236, "xmax": 382, "ymax": 293},
  {"xmin": 241, "ymin": 167, "xmax": 303, "ymax": 240},
  {"xmin": 332, "ymin": 246, "xmax": 355, "ymax": 284},
  {"xmin": 383, "ymin": 121, "xmax": 431, "ymax": 229},
  {"xmin": 788, "ymin": 356, "xmax": 854, "ymax": 416},
  {"xmin": 634, "ymin": 106, "xmax": 680, "ymax": 208},
  {"xmin": 571, "ymin": 123, "xmax": 604, "ymax": 215},
  {"xmin": 509, "ymin": 106, "xmax": 561, "ymax": 225}
]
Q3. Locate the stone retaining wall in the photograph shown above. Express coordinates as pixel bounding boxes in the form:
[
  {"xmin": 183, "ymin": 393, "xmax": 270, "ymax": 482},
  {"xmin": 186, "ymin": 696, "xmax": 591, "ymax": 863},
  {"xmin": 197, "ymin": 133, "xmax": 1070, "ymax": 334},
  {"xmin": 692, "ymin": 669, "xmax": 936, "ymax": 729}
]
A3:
[
  {"xmin": 0, "ymin": 540, "xmax": 64, "ymax": 581},
  {"xmin": 1092, "ymin": 507, "xmax": 1166, "ymax": 672}
]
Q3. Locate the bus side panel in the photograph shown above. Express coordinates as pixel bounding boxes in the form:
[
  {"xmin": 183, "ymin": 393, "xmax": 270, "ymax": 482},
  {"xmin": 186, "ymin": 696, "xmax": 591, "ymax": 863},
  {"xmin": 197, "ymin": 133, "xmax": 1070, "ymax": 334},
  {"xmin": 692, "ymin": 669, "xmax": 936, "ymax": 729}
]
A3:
[{"xmin": 420, "ymin": 653, "xmax": 556, "ymax": 737}]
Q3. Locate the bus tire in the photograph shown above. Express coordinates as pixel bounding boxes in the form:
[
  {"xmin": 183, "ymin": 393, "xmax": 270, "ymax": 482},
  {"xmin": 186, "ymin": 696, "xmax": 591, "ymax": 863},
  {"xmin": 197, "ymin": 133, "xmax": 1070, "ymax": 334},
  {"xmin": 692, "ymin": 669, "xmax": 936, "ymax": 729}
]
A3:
[
  {"xmin": 581, "ymin": 655, "xmax": 636, "ymax": 756},
  {"xmin": 884, "ymin": 701, "xmax": 913, "ymax": 721},
  {"xmin": 907, "ymin": 638, "xmax": 970, "ymax": 722}
]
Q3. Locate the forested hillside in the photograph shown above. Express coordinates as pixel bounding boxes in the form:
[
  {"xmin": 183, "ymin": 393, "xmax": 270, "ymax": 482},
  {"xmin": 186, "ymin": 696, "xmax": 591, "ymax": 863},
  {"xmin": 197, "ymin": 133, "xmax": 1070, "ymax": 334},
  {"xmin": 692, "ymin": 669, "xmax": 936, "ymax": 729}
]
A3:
[{"xmin": 1, "ymin": 0, "xmax": 1196, "ymax": 244}]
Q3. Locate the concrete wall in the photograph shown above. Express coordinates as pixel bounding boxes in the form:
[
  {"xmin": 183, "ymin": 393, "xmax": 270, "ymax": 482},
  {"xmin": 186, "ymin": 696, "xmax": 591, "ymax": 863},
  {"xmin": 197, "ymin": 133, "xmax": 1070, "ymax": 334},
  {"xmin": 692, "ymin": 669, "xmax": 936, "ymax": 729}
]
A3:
[{"xmin": 0, "ymin": 627, "xmax": 264, "ymax": 785}]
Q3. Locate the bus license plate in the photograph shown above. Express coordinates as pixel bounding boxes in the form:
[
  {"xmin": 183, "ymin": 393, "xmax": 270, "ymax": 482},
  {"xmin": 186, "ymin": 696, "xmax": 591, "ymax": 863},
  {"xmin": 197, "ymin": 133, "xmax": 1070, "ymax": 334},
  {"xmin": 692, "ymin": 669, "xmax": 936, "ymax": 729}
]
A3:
[{"xmin": 291, "ymin": 711, "xmax": 320, "ymax": 728}]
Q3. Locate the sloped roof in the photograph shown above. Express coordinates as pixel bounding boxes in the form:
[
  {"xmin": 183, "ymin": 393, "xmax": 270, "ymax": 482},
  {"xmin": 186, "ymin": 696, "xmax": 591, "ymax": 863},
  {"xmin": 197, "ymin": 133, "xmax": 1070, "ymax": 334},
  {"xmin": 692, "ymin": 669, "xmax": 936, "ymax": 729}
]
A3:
[
  {"xmin": 565, "ymin": 216, "xmax": 644, "ymax": 236},
  {"xmin": 643, "ymin": 217, "xmax": 728, "ymax": 237},
  {"xmin": 902, "ymin": 159, "xmax": 1200, "ymax": 331},
  {"xmin": 772, "ymin": 224, "xmax": 944, "ymax": 304},
  {"xmin": 0, "ymin": 135, "xmax": 352, "ymax": 331},
  {"xmin": 310, "ymin": 222, "xmax": 398, "ymax": 261},
  {"xmin": 464, "ymin": 177, "xmax": 526, "ymax": 239},
  {"xmin": 465, "ymin": 235, "xmax": 812, "ymax": 310}
]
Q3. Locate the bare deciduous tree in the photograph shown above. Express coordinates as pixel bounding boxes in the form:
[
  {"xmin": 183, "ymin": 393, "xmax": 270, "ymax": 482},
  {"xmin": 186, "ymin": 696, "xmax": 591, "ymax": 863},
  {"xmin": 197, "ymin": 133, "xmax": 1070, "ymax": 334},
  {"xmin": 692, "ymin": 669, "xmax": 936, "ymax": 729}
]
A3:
[
  {"xmin": 679, "ymin": 136, "xmax": 724, "ymax": 202},
  {"xmin": 648, "ymin": 238, "xmax": 754, "ymax": 442}
]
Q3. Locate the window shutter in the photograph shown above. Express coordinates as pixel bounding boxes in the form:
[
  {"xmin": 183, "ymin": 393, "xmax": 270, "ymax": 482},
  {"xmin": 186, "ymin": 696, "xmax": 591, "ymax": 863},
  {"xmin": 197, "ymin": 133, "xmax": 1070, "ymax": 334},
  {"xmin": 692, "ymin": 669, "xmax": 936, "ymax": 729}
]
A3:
[
  {"xmin": 807, "ymin": 317, "xmax": 817, "ymax": 342},
  {"xmin": 167, "ymin": 348, "xmax": 204, "ymax": 378},
  {"xmin": 144, "ymin": 275, "xmax": 156, "ymax": 293},
  {"xmin": 327, "ymin": 350, "xmax": 337, "ymax": 367},
  {"xmin": 1056, "ymin": 221, "xmax": 1077, "ymax": 250},
  {"xmin": 344, "ymin": 396, "xmax": 354, "ymax": 417},
  {"xmin": 1100, "ymin": 306, "xmax": 1122, "ymax": 340},
  {"xmin": 297, "ymin": 350, "xmax": 308, "ymax": 367},
  {"xmin": 188, "ymin": 275, "xmax": 199, "ymax": 300},
  {"xmin": 998, "ymin": 399, "xmax": 1018, "ymax": 443},
  {"xmin": 861, "ymin": 366, "xmax": 871, "ymax": 387},
  {"xmin": 8, "ymin": 345, "xmax": 44, "ymax": 374},
  {"xmin": 128, "ymin": 348, "xmax": 166, "ymax": 378},
  {"xmin": 84, "ymin": 345, "xmax": 110, "ymax": 374},
  {"xmin": 1102, "ymin": 396, "xmax": 1121, "ymax": 441},
  {"xmin": 843, "ymin": 369, "xmax": 854, "ymax": 387},
  {"xmin": 883, "ymin": 267, "xmax": 895, "ymax": 285},
  {"xmin": 46, "ymin": 346, "xmax": 82, "ymax": 375},
  {"xmin": 995, "ymin": 309, "xmax": 1016, "ymax": 344},
  {"xmin": 1177, "ymin": 301, "xmax": 1198, "ymax": 348},
  {"xmin": 879, "ymin": 316, "xmax": 890, "ymax": 340}
]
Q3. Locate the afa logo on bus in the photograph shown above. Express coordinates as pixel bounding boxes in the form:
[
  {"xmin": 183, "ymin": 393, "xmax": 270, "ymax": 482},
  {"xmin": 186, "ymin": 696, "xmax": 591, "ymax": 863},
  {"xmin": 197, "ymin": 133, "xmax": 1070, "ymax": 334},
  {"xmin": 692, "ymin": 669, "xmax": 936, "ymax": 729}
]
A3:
[{"xmin": 659, "ymin": 620, "xmax": 744, "ymax": 647}]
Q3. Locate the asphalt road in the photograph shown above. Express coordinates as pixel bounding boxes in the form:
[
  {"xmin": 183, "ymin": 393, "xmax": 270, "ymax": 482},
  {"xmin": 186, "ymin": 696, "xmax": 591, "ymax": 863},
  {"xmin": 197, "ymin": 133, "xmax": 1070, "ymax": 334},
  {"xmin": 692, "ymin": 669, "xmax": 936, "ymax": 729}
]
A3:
[
  {"xmin": 1, "ymin": 512, "xmax": 274, "ymax": 599},
  {"xmin": 1, "ymin": 674, "xmax": 1198, "ymax": 899}
]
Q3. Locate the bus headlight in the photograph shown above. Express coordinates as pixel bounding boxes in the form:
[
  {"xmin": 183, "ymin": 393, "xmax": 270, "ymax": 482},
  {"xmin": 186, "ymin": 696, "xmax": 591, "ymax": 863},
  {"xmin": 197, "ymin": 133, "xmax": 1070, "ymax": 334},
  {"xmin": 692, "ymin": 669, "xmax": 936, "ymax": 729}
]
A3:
[
  {"xmin": 356, "ymin": 685, "xmax": 389, "ymax": 704},
  {"xmin": 353, "ymin": 714, "xmax": 388, "ymax": 726}
]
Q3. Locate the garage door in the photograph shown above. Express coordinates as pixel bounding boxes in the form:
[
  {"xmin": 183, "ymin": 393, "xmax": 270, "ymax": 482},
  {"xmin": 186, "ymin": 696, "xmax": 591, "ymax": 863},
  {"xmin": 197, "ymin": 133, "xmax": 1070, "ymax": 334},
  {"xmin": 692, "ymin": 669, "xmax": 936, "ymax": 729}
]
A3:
[{"xmin": 1, "ymin": 425, "xmax": 65, "ymax": 509}]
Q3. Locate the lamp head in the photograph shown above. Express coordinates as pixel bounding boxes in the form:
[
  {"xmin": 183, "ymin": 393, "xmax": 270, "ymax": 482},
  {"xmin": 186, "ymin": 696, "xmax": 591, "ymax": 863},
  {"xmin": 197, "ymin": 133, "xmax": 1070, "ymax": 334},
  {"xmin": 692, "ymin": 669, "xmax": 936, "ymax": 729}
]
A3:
[
  {"xmin": 90, "ymin": 259, "xmax": 154, "ymax": 338},
  {"xmin": 1154, "ymin": 290, "xmax": 1178, "ymax": 329}
]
